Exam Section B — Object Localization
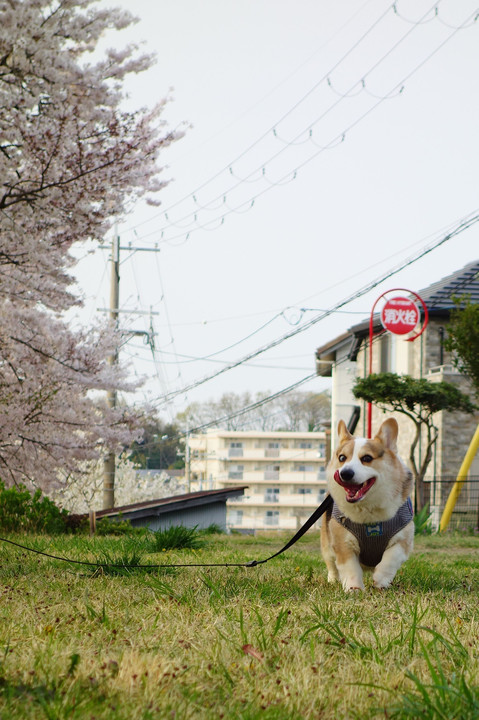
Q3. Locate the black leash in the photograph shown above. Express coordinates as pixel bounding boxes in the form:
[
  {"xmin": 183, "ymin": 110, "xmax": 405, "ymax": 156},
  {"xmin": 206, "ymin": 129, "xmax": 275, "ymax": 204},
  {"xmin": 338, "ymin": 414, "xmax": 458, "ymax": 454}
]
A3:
[
  {"xmin": 0, "ymin": 495, "xmax": 333, "ymax": 570},
  {"xmin": 243, "ymin": 493, "xmax": 333, "ymax": 567}
]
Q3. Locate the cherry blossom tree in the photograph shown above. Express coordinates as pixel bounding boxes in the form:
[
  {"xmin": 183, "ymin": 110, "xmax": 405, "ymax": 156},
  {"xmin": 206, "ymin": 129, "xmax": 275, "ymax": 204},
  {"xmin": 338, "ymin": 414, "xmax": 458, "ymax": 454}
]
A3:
[{"xmin": 0, "ymin": 0, "xmax": 182, "ymax": 490}]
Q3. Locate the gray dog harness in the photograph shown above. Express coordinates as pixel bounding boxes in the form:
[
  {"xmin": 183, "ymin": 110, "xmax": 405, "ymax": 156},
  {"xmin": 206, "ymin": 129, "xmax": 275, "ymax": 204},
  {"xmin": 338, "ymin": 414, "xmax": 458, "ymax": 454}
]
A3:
[{"xmin": 332, "ymin": 498, "xmax": 413, "ymax": 567}]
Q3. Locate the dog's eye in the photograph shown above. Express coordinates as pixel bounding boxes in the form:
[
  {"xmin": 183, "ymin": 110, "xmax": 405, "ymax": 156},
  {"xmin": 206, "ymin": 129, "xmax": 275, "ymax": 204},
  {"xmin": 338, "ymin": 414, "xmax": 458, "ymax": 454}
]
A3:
[
  {"xmin": 361, "ymin": 454, "xmax": 373, "ymax": 463},
  {"xmin": 338, "ymin": 454, "xmax": 346, "ymax": 463}
]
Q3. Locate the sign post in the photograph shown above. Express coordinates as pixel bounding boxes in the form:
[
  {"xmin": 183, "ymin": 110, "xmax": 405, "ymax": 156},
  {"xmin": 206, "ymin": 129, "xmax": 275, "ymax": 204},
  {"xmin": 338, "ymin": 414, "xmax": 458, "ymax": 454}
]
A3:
[{"xmin": 367, "ymin": 289, "xmax": 428, "ymax": 438}]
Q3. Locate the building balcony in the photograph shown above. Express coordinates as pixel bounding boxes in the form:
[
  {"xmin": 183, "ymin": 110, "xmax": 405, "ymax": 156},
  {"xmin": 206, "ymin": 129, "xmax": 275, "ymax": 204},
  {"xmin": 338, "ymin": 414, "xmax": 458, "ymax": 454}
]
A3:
[
  {"xmin": 220, "ymin": 471, "xmax": 327, "ymax": 485},
  {"xmin": 222, "ymin": 448, "xmax": 325, "ymax": 462},
  {"xmin": 227, "ymin": 492, "xmax": 327, "ymax": 508},
  {"xmin": 227, "ymin": 515, "xmax": 321, "ymax": 532}
]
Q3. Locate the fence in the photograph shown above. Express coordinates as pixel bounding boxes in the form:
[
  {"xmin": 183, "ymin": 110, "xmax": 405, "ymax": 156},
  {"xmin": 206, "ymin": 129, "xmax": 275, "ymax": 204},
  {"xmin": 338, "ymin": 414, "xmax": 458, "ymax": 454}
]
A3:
[{"xmin": 427, "ymin": 476, "xmax": 479, "ymax": 532}]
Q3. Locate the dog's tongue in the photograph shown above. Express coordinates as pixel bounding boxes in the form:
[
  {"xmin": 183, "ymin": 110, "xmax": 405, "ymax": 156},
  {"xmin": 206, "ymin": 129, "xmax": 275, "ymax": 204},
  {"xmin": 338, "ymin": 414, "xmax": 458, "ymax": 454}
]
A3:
[
  {"xmin": 346, "ymin": 485, "xmax": 370, "ymax": 502},
  {"xmin": 333, "ymin": 470, "xmax": 375, "ymax": 503}
]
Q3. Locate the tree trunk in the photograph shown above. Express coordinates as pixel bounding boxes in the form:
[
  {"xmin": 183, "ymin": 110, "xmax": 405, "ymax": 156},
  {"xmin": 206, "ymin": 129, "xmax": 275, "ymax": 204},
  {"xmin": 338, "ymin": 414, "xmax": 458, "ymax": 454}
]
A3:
[{"xmin": 410, "ymin": 421, "xmax": 436, "ymax": 513}]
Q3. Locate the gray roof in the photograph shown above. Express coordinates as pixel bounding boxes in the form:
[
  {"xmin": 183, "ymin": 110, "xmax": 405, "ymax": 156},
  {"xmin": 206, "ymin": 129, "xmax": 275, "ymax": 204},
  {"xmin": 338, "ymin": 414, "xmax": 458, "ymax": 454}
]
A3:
[
  {"xmin": 417, "ymin": 259, "xmax": 479, "ymax": 311},
  {"xmin": 350, "ymin": 258, "xmax": 479, "ymax": 333},
  {"xmin": 93, "ymin": 486, "xmax": 248, "ymax": 520}
]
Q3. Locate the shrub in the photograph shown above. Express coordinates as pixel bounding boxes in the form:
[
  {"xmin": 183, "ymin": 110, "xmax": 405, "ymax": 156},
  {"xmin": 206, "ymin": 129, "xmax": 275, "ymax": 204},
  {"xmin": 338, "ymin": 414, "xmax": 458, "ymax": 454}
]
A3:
[
  {"xmin": 414, "ymin": 504, "xmax": 433, "ymax": 535},
  {"xmin": 0, "ymin": 481, "xmax": 68, "ymax": 534},
  {"xmin": 149, "ymin": 525, "xmax": 206, "ymax": 551},
  {"xmin": 64, "ymin": 513, "xmax": 89, "ymax": 533},
  {"xmin": 199, "ymin": 523, "xmax": 225, "ymax": 535},
  {"xmin": 95, "ymin": 516, "xmax": 146, "ymax": 536}
]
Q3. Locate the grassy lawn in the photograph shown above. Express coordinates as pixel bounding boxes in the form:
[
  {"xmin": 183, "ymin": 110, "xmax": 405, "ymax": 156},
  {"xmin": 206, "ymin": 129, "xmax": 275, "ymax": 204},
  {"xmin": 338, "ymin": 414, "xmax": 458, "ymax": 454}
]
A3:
[{"xmin": 0, "ymin": 530, "xmax": 478, "ymax": 719}]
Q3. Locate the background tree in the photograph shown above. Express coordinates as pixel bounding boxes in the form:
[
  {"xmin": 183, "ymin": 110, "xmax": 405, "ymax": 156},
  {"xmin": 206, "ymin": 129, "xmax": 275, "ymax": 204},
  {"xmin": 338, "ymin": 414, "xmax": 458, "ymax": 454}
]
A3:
[
  {"xmin": 176, "ymin": 390, "xmax": 331, "ymax": 433},
  {"xmin": 128, "ymin": 419, "xmax": 183, "ymax": 470},
  {"xmin": 0, "ymin": 0, "xmax": 182, "ymax": 490},
  {"xmin": 444, "ymin": 296, "xmax": 479, "ymax": 397},
  {"xmin": 278, "ymin": 391, "xmax": 330, "ymax": 431},
  {"xmin": 353, "ymin": 373, "xmax": 476, "ymax": 511}
]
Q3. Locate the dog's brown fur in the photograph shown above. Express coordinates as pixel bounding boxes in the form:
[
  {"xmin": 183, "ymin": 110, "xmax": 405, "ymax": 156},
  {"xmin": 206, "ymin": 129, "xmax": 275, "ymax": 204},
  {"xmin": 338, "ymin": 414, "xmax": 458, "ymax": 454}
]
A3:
[{"xmin": 320, "ymin": 418, "xmax": 413, "ymax": 591}]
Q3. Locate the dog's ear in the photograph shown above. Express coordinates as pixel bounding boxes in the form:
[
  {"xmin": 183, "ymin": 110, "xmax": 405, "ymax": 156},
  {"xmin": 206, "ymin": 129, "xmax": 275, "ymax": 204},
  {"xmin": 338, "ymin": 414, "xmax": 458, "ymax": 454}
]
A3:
[
  {"xmin": 338, "ymin": 419, "xmax": 352, "ymax": 444},
  {"xmin": 375, "ymin": 418, "xmax": 398, "ymax": 452}
]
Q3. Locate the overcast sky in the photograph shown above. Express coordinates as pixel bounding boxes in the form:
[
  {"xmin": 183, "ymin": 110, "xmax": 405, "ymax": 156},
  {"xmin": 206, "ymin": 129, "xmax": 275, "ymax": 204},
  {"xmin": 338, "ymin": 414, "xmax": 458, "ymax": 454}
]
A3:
[{"xmin": 72, "ymin": 0, "xmax": 479, "ymax": 422}]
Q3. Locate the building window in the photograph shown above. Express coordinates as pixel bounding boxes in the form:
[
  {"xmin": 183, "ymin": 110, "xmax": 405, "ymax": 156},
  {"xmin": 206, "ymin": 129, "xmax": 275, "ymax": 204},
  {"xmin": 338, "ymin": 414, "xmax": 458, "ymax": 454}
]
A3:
[
  {"xmin": 295, "ymin": 463, "xmax": 314, "ymax": 472},
  {"xmin": 299, "ymin": 441, "xmax": 312, "ymax": 449},
  {"xmin": 298, "ymin": 487, "xmax": 313, "ymax": 495},
  {"xmin": 228, "ymin": 464, "xmax": 244, "ymax": 480},
  {"xmin": 264, "ymin": 465, "xmax": 280, "ymax": 480},
  {"xmin": 265, "ymin": 510, "xmax": 279, "ymax": 526},
  {"xmin": 265, "ymin": 441, "xmax": 280, "ymax": 458},
  {"xmin": 264, "ymin": 487, "xmax": 280, "ymax": 503},
  {"xmin": 229, "ymin": 442, "xmax": 243, "ymax": 458},
  {"xmin": 229, "ymin": 509, "xmax": 243, "ymax": 525}
]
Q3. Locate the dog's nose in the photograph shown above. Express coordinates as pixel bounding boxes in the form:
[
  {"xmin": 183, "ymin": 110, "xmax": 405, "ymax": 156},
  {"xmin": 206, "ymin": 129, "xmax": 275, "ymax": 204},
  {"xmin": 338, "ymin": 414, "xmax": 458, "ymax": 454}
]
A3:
[{"xmin": 340, "ymin": 467, "xmax": 355, "ymax": 482}]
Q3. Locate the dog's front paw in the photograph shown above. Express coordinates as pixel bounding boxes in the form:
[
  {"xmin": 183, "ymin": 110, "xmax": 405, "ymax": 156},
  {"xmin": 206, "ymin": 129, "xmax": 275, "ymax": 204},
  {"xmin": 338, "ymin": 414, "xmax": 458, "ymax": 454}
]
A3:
[
  {"xmin": 372, "ymin": 571, "xmax": 394, "ymax": 589},
  {"xmin": 342, "ymin": 578, "xmax": 365, "ymax": 592}
]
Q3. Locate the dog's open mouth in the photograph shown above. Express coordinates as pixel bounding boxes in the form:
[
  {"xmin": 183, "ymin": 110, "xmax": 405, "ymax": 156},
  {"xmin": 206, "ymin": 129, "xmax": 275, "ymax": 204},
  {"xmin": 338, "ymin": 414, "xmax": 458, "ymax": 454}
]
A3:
[{"xmin": 334, "ymin": 470, "xmax": 376, "ymax": 503}]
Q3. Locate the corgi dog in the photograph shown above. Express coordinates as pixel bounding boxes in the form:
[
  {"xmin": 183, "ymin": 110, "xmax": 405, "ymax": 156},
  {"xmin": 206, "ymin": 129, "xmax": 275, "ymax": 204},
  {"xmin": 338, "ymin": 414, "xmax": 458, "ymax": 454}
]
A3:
[{"xmin": 321, "ymin": 418, "xmax": 414, "ymax": 591}]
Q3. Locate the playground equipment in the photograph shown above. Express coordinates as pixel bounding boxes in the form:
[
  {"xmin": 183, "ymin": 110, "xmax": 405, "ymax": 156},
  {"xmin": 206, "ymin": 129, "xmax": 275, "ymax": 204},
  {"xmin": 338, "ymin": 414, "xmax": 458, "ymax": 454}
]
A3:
[{"xmin": 439, "ymin": 423, "xmax": 479, "ymax": 531}]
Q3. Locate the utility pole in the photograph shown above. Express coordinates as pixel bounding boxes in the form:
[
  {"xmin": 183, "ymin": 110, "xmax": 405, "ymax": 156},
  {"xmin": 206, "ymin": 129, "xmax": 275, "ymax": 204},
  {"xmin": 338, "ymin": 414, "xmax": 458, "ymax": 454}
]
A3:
[
  {"xmin": 102, "ymin": 228, "xmax": 120, "ymax": 509},
  {"xmin": 100, "ymin": 233, "xmax": 161, "ymax": 510},
  {"xmin": 185, "ymin": 428, "xmax": 191, "ymax": 493}
]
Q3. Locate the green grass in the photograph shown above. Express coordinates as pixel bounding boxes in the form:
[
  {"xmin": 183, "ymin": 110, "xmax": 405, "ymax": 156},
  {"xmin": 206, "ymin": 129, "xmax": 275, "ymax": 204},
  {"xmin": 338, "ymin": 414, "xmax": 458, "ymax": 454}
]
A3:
[
  {"xmin": 148, "ymin": 524, "xmax": 207, "ymax": 552},
  {"xmin": 0, "ymin": 530, "xmax": 477, "ymax": 719}
]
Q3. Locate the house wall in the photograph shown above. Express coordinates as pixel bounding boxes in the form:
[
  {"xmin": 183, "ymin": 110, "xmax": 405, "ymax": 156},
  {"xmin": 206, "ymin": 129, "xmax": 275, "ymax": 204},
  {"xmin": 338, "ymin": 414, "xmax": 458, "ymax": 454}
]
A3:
[
  {"xmin": 331, "ymin": 344, "xmax": 359, "ymax": 450},
  {"xmin": 335, "ymin": 317, "xmax": 479, "ymax": 490},
  {"xmin": 429, "ymin": 368, "xmax": 479, "ymax": 478}
]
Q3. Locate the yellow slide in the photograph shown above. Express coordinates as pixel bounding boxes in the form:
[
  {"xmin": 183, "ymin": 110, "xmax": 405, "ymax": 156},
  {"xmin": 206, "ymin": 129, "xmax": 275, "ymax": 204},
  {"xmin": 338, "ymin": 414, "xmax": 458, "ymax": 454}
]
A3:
[{"xmin": 439, "ymin": 423, "xmax": 479, "ymax": 532}]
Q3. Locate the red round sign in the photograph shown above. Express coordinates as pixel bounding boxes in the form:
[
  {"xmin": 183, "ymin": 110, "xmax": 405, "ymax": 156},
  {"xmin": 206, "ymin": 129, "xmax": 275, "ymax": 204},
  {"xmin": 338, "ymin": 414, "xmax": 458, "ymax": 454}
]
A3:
[{"xmin": 380, "ymin": 296, "xmax": 419, "ymax": 335}]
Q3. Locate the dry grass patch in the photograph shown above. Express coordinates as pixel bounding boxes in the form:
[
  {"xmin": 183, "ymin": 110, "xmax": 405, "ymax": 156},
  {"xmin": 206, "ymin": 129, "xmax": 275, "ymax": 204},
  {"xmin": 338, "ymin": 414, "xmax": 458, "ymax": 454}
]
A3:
[{"xmin": 0, "ymin": 531, "xmax": 477, "ymax": 718}]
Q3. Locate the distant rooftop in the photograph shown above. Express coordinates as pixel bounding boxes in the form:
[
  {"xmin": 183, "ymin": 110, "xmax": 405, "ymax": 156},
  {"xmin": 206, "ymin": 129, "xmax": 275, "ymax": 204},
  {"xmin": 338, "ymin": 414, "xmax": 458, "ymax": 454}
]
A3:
[
  {"xmin": 92, "ymin": 486, "xmax": 248, "ymax": 519},
  {"xmin": 348, "ymin": 258, "xmax": 479, "ymax": 334},
  {"xmin": 416, "ymin": 259, "xmax": 479, "ymax": 311}
]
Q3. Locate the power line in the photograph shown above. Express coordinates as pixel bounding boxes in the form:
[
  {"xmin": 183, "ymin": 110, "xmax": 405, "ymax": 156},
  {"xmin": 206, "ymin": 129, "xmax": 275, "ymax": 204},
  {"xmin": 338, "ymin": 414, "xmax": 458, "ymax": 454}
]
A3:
[
  {"xmin": 151, "ymin": 208, "xmax": 479, "ymax": 406},
  {"xmin": 125, "ymin": 1, "xmax": 476, "ymax": 247},
  {"xmin": 154, "ymin": 4, "xmax": 476, "ymax": 245},
  {"xmin": 124, "ymin": 1, "xmax": 398, "ymax": 235},
  {"xmin": 181, "ymin": 373, "xmax": 319, "ymax": 436}
]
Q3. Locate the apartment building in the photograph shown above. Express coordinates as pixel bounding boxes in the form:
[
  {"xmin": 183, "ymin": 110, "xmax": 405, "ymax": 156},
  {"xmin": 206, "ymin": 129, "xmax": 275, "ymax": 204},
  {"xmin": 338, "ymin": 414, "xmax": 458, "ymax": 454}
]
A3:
[{"xmin": 188, "ymin": 429, "xmax": 328, "ymax": 532}]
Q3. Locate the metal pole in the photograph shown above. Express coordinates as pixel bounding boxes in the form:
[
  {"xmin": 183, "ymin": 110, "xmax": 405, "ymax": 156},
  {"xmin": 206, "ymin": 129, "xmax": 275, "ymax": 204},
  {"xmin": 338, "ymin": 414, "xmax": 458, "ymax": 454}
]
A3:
[
  {"xmin": 367, "ymin": 307, "xmax": 375, "ymax": 439},
  {"xmin": 185, "ymin": 428, "xmax": 191, "ymax": 493},
  {"xmin": 440, "ymin": 423, "xmax": 479, "ymax": 531},
  {"xmin": 102, "ymin": 229, "xmax": 120, "ymax": 509}
]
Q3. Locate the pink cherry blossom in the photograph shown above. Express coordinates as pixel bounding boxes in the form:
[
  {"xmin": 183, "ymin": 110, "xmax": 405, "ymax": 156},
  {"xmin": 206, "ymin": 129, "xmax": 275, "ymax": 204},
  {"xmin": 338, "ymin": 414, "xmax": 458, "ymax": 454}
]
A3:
[{"xmin": 0, "ymin": 0, "xmax": 183, "ymax": 491}]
